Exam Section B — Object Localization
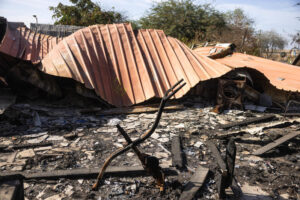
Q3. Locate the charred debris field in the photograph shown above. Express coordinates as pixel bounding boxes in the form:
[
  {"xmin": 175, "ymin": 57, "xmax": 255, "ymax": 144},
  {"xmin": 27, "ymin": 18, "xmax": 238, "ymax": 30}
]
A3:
[{"xmin": 0, "ymin": 97, "xmax": 299, "ymax": 200}]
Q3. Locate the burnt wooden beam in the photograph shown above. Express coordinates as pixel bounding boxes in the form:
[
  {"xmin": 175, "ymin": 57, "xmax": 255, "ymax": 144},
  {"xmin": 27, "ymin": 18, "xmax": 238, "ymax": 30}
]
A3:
[
  {"xmin": 225, "ymin": 138, "xmax": 236, "ymax": 188},
  {"xmin": 281, "ymin": 113, "xmax": 300, "ymax": 117},
  {"xmin": 207, "ymin": 140, "xmax": 242, "ymax": 198},
  {"xmin": 0, "ymin": 166, "xmax": 177, "ymax": 181},
  {"xmin": 253, "ymin": 131, "xmax": 300, "ymax": 156},
  {"xmin": 171, "ymin": 136, "xmax": 184, "ymax": 169},
  {"xmin": 179, "ymin": 166, "xmax": 209, "ymax": 200},
  {"xmin": 0, "ymin": 142, "xmax": 53, "ymax": 152},
  {"xmin": 80, "ymin": 104, "xmax": 184, "ymax": 115},
  {"xmin": 219, "ymin": 114, "xmax": 276, "ymax": 130},
  {"xmin": 207, "ymin": 141, "xmax": 227, "ymax": 174}
]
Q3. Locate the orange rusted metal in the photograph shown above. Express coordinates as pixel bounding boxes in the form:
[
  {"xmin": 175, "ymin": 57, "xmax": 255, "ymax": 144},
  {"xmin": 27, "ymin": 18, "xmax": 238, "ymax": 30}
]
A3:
[
  {"xmin": 215, "ymin": 53, "xmax": 300, "ymax": 92},
  {"xmin": 0, "ymin": 22, "xmax": 62, "ymax": 64},
  {"xmin": 194, "ymin": 45, "xmax": 300, "ymax": 93},
  {"xmin": 40, "ymin": 24, "xmax": 232, "ymax": 106}
]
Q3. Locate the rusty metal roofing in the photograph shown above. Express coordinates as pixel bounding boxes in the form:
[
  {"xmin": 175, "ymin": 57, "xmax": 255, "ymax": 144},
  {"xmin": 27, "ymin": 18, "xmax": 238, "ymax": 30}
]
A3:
[
  {"xmin": 215, "ymin": 53, "xmax": 300, "ymax": 92},
  {"xmin": 193, "ymin": 43, "xmax": 234, "ymax": 59},
  {"xmin": 0, "ymin": 22, "xmax": 62, "ymax": 64},
  {"xmin": 40, "ymin": 23, "xmax": 232, "ymax": 106}
]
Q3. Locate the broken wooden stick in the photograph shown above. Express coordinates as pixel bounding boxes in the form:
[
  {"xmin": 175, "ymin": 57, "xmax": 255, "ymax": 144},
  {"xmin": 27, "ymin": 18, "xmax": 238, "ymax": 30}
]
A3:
[
  {"xmin": 179, "ymin": 166, "xmax": 209, "ymax": 200},
  {"xmin": 253, "ymin": 131, "xmax": 300, "ymax": 156}
]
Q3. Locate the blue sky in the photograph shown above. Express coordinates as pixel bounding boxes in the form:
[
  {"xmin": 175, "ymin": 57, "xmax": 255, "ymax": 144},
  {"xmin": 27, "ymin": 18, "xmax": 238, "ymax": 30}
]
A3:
[{"xmin": 0, "ymin": 0, "xmax": 299, "ymax": 46}]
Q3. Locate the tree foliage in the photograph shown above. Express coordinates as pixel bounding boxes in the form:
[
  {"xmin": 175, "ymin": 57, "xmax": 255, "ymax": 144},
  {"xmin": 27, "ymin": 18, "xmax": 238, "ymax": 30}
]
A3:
[
  {"xmin": 257, "ymin": 30, "xmax": 287, "ymax": 58},
  {"xmin": 49, "ymin": 0, "xmax": 127, "ymax": 26},
  {"xmin": 138, "ymin": 0, "xmax": 226, "ymax": 43},
  {"xmin": 216, "ymin": 8, "xmax": 258, "ymax": 54},
  {"xmin": 49, "ymin": 0, "xmax": 289, "ymax": 56}
]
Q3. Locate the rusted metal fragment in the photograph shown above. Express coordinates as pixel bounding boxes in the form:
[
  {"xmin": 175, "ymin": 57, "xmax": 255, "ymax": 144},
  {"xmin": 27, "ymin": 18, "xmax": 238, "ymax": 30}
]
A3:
[
  {"xmin": 179, "ymin": 166, "xmax": 209, "ymax": 200},
  {"xmin": 40, "ymin": 24, "xmax": 232, "ymax": 107},
  {"xmin": 193, "ymin": 43, "xmax": 235, "ymax": 59},
  {"xmin": 92, "ymin": 80, "xmax": 185, "ymax": 190},
  {"xmin": 216, "ymin": 53, "xmax": 300, "ymax": 93},
  {"xmin": 285, "ymin": 100, "xmax": 300, "ymax": 113},
  {"xmin": 214, "ymin": 78, "xmax": 246, "ymax": 112},
  {"xmin": 195, "ymin": 44, "xmax": 300, "ymax": 93},
  {"xmin": 117, "ymin": 124, "xmax": 165, "ymax": 191},
  {"xmin": 253, "ymin": 131, "xmax": 300, "ymax": 156}
]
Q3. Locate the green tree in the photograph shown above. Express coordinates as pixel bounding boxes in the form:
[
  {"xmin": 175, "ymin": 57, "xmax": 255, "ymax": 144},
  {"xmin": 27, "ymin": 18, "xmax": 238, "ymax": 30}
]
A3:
[
  {"xmin": 217, "ymin": 8, "xmax": 258, "ymax": 54},
  {"xmin": 49, "ymin": 0, "xmax": 127, "ymax": 26},
  {"xmin": 138, "ymin": 0, "xmax": 226, "ymax": 43},
  {"xmin": 257, "ymin": 30, "xmax": 287, "ymax": 58},
  {"xmin": 291, "ymin": 1, "xmax": 300, "ymax": 48}
]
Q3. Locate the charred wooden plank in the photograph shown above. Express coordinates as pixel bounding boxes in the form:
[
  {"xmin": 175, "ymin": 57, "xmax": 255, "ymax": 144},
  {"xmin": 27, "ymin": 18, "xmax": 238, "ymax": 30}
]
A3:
[
  {"xmin": 80, "ymin": 104, "xmax": 184, "ymax": 115},
  {"xmin": 225, "ymin": 138, "xmax": 236, "ymax": 188},
  {"xmin": 171, "ymin": 136, "xmax": 184, "ymax": 169},
  {"xmin": 0, "ymin": 142, "xmax": 53, "ymax": 152},
  {"xmin": 0, "ymin": 166, "xmax": 177, "ymax": 181},
  {"xmin": 253, "ymin": 131, "xmax": 300, "ymax": 156},
  {"xmin": 206, "ymin": 141, "xmax": 227, "ymax": 174},
  {"xmin": 207, "ymin": 140, "xmax": 242, "ymax": 198},
  {"xmin": 219, "ymin": 114, "xmax": 276, "ymax": 130},
  {"xmin": 179, "ymin": 166, "xmax": 209, "ymax": 200}
]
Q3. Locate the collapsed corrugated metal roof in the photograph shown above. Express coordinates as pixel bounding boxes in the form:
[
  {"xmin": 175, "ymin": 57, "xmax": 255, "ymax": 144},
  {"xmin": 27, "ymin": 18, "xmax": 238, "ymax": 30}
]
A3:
[
  {"xmin": 2, "ymin": 20, "xmax": 299, "ymax": 107},
  {"xmin": 216, "ymin": 53, "xmax": 300, "ymax": 92},
  {"xmin": 0, "ymin": 21, "xmax": 63, "ymax": 64},
  {"xmin": 40, "ymin": 23, "xmax": 232, "ymax": 106},
  {"xmin": 194, "ymin": 45, "xmax": 300, "ymax": 93}
]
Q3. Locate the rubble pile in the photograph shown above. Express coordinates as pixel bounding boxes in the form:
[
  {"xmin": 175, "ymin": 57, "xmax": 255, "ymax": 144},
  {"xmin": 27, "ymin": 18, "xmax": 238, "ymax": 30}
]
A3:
[{"xmin": 0, "ymin": 97, "xmax": 300, "ymax": 199}]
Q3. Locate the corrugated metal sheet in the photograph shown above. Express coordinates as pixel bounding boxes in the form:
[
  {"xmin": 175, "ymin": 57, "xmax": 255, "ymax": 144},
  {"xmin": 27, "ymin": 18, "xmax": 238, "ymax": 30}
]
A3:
[
  {"xmin": 0, "ymin": 22, "xmax": 62, "ymax": 64},
  {"xmin": 193, "ymin": 43, "xmax": 233, "ymax": 59},
  {"xmin": 193, "ymin": 46, "xmax": 226, "ymax": 57},
  {"xmin": 40, "ymin": 23, "xmax": 232, "ymax": 106},
  {"xmin": 215, "ymin": 53, "xmax": 300, "ymax": 92}
]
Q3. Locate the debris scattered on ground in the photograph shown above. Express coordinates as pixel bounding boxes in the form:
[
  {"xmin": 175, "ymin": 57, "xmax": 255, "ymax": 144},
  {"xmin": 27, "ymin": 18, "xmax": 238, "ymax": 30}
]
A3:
[{"xmin": 0, "ymin": 19, "xmax": 300, "ymax": 200}]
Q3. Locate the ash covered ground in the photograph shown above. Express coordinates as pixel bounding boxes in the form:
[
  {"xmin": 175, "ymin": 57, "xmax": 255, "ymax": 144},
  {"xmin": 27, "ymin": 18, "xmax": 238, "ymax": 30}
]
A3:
[{"xmin": 0, "ymin": 98, "xmax": 299, "ymax": 200}]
